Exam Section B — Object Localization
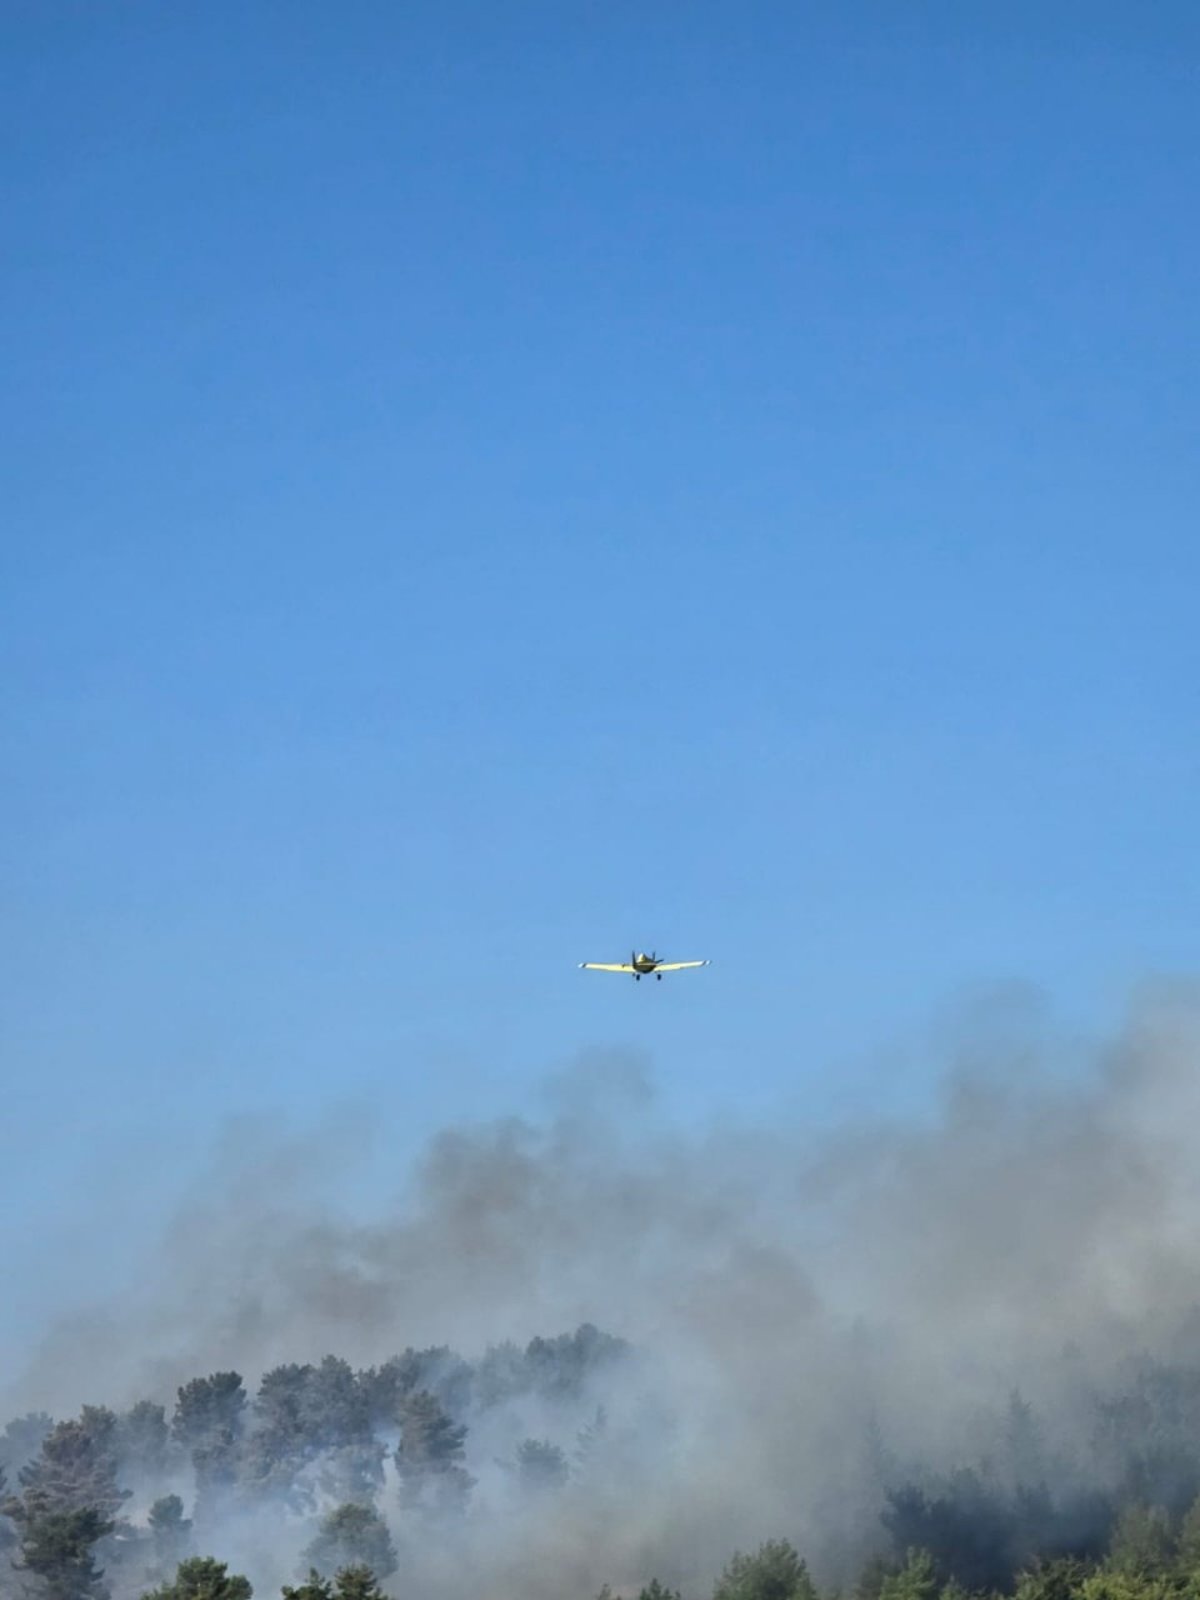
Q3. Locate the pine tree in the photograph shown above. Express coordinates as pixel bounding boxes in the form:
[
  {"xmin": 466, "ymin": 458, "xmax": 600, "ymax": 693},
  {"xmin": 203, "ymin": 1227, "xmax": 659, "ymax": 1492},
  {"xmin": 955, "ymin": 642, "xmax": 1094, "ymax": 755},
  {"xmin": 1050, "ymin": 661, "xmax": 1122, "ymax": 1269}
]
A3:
[
  {"xmin": 147, "ymin": 1495, "xmax": 193, "ymax": 1579},
  {"xmin": 473, "ymin": 1342, "xmax": 527, "ymax": 1411},
  {"xmin": 1079, "ymin": 1572, "xmax": 1184, "ymax": 1600},
  {"xmin": 172, "ymin": 1376, "xmax": 246, "ymax": 1506},
  {"xmin": 879, "ymin": 1550, "xmax": 940, "ymax": 1600},
  {"xmin": 281, "ymin": 1574, "xmax": 333, "ymax": 1600},
  {"xmin": 511, "ymin": 1439, "xmax": 569, "ymax": 1494},
  {"xmin": 360, "ymin": 1348, "xmax": 472, "ymax": 1429},
  {"xmin": 712, "ymin": 1539, "xmax": 819, "ymax": 1600},
  {"xmin": 1177, "ymin": 1494, "xmax": 1200, "ymax": 1575},
  {"xmin": 1106, "ymin": 1506, "xmax": 1174, "ymax": 1580},
  {"xmin": 117, "ymin": 1403, "xmax": 171, "ymax": 1489},
  {"xmin": 395, "ymin": 1391, "xmax": 473, "ymax": 1515},
  {"xmin": 855, "ymin": 1555, "xmax": 896, "ymax": 1600},
  {"xmin": 12, "ymin": 1506, "xmax": 115, "ymax": 1600},
  {"xmin": 1014, "ymin": 1557, "xmax": 1094, "ymax": 1600},
  {"xmin": 0, "ymin": 1465, "xmax": 14, "ymax": 1560},
  {"xmin": 246, "ymin": 1362, "xmax": 381, "ymax": 1508},
  {"xmin": 142, "ymin": 1555, "xmax": 252, "ymax": 1600},
  {"xmin": 16, "ymin": 1416, "xmax": 129, "ymax": 1521},
  {"xmin": 330, "ymin": 1567, "xmax": 388, "ymax": 1600},
  {"xmin": 302, "ymin": 1505, "xmax": 397, "ymax": 1581},
  {"xmin": 313, "ymin": 1443, "xmax": 387, "ymax": 1508},
  {"xmin": 523, "ymin": 1324, "xmax": 628, "ymax": 1402},
  {"xmin": 303, "ymin": 1359, "xmax": 372, "ymax": 1451}
]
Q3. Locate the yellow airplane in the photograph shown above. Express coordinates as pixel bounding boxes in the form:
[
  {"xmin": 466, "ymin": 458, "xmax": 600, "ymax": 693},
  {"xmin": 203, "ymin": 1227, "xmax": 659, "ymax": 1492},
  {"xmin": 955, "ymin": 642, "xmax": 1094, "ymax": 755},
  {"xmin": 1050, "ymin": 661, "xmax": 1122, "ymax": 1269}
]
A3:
[{"xmin": 579, "ymin": 950, "xmax": 710, "ymax": 982}]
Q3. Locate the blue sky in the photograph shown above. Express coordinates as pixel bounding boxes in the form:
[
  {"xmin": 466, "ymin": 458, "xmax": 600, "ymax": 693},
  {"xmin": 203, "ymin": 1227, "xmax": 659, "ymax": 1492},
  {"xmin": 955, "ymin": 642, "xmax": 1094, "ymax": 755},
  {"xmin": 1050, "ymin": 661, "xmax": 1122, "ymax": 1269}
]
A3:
[{"xmin": 2, "ymin": 3, "xmax": 1198, "ymax": 1348}]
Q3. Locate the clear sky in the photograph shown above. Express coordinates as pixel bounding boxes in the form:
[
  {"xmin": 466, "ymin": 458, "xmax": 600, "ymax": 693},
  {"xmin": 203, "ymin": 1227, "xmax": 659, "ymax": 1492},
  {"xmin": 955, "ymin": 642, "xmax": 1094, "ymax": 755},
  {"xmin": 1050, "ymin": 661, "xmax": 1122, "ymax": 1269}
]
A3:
[{"xmin": 2, "ymin": 4, "xmax": 1198, "ymax": 1350}]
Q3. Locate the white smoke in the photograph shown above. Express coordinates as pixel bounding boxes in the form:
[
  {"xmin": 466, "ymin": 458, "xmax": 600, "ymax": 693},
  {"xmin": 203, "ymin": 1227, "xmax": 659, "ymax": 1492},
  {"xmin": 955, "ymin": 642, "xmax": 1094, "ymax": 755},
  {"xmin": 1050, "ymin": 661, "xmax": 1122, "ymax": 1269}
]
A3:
[{"xmin": 9, "ymin": 984, "xmax": 1200, "ymax": 1597}]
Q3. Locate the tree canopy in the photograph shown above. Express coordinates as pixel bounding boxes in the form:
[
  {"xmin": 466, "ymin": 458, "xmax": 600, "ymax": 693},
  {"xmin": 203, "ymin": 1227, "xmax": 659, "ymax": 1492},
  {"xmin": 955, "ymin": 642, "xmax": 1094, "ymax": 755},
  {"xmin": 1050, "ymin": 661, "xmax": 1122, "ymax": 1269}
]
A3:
[{"xmin": 4, "ymin": 1327, "xmax": 1200, "ymax": 1600}]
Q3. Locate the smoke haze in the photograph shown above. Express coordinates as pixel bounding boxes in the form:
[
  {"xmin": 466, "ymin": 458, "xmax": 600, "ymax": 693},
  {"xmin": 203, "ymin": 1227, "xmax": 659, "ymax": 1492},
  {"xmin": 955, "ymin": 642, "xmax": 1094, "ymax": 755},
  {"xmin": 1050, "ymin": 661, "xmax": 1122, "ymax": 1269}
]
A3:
[{"xmin": 9, "ymin": 984, "xmax": 1200, "ymax": 1597}]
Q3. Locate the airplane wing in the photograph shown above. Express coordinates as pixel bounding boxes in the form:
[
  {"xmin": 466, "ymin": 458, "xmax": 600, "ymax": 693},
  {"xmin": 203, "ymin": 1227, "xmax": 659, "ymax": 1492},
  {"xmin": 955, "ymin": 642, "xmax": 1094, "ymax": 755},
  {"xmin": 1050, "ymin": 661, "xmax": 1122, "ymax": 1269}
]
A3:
[
  {"xmin": 652, "ymin": 960, "xmax": 710, "ymax": 972},
  {"xmin": 579, "ymin": 962, "xmax": 637, "ymax": 973}
]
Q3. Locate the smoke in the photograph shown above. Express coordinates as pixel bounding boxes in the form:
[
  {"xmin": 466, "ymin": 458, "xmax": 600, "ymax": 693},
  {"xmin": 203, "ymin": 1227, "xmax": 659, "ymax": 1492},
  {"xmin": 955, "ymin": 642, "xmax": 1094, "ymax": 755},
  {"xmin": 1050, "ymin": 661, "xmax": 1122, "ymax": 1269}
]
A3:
[{"xmin": 9, "ymin": 984, "xmax": 1200, "ymax": 1597}]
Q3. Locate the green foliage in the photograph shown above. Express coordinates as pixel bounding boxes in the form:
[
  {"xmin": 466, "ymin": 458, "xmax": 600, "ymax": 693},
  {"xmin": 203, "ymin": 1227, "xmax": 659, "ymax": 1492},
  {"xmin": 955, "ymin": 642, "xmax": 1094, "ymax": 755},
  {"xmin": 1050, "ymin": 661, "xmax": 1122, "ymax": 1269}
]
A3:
[
  {"xmin": 330, "ymin": 1566, "xmax": 388, "ymax": 1600},
  {"xmin": 474, "ymin": 1326, "xmax": 628, "ymax": 1411},
  {"xmin": 117, "ymin": 1403, "xmax": 171, "ymax": 1487},
  {"xmin": 10, "ymin": 1415, "xmax": 129, "ymax": 1524},
  {"xmin": 142, "ymin": 1555, "xmax": 252, "ymax": 1600},
  {"xmin": 1106, "ymin": 1506, "xmax": 1175, "ymax": 1579},
  {"xmin": 281, "ymin": 1570, "xmax": 389, "ymax": 1600},
  {"xmin": 474, "ymin": 1342, "xmax": 528, "ymax": 1410},
  {"xmin": 147, "ymin": 1495, "xmax": 193, "ymax": 1576},
  {"xmin": 172, "ymin": 1377, "xmax": 246, "ymax": 1450},
  {"xmin": 1093, "ymin": 1367, "xmax": 1200, "ymax": 1518},
  {"xmin": 712, "ymin": 1539, "xmax": 818, "ymax": 1600},
  {"xmin": 77, "ymin": 1411, "xmax": 118, "ymax": 1453},
  {"xmin": 856, "ymin": 1556, "xmax": 897, "ymax": 1600},
  {"xmin": 312, "ymin": 1444, "xmax": 388, "ymax": 1509},
  {"xmin": 1015, "ymin": 1560, "xmax": 1100, "ymax": 1600},
  {"xmin": 253, "ymin": 1359, "xmax": 371, "ymax": 1462},
  {"xmin": 172, "ymin": 1376, "xmax": 246, "ymax": 1496},
  {"xmin": 303, "ymin": 1359, "xmax": 371, "ymax": 1449},
  {"xmin": 302, "ymin": 1504, "xmax": 397, "ymax": 1581},
  {"xmin": 883, "ymin": 1472, "xmax": 1030, "ymax": 1592},
  {"xmin": 1079, "ymin": 1571, "xmax": 1193, "ymax": 1600},
  {"xmin": 12, "ymin": 1505, "xmax": 115, "ymax": 1600},
  {"xmin": 148, "ymin": 1495, "xmax": 189, "ymax": 1534},
  {"xmin": 0, "ymin": 1465, "xmax": 12, "ymax": 1554},
  {"xmin": 359, "ymin": 1348, "xmax": 472, "ymax": 1428},
  {"xmin": 244, "ymin": 1361, "xmax": 383, "ymax": 1508},
  {"xmin": 879, "ymin": 1550, "xmax": 940, "ymax": 1600},
  {"xmin": 395, "ymin": 1390, "xmax": 473, "ymax": 1514},
  {"xmin": 512, "ymin": 1438, "xmax": 569, "ymax": 1493},
  {"xmin": 16, "ymin": 1330, "xmax": 1200, "ymax": 1600},
  {"xmin": 523, "ymin": 1323, "xmax": 629, "ymax": 1402},
  {"xmin": 1177, "ymin": 1496, "xmax": 1200, "ymax": 1575},
  {"xmin": 280, "ymin": 1572, "xmax": 332, "ymax": 1600}
]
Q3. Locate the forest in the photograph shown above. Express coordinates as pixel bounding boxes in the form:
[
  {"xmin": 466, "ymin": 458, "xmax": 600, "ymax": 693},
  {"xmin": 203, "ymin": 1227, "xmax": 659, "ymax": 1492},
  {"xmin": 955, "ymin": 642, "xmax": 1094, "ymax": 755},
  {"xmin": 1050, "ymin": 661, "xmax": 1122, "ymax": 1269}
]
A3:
[{"xmin": 6, "ymin": 1321, "xmax": 1200, "ymax": 1600}]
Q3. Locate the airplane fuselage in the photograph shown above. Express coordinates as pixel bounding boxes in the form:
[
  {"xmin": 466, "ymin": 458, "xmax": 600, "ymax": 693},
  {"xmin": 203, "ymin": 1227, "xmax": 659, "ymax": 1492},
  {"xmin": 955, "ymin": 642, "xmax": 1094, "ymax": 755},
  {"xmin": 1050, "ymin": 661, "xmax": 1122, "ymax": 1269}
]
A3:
[{"xmin": 578, "ymin": 950, "xmax": 708, "ymax": 980}]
